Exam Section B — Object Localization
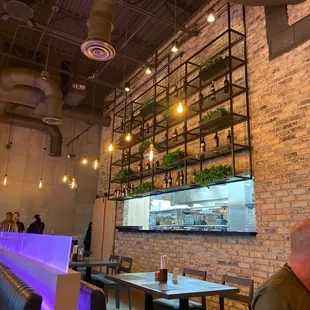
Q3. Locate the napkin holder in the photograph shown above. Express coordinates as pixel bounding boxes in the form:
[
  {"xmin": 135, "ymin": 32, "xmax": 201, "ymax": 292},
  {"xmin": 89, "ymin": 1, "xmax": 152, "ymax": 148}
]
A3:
[{"xmin": 159, "ymin": 268, "xmax": 168, "ymax": 282}]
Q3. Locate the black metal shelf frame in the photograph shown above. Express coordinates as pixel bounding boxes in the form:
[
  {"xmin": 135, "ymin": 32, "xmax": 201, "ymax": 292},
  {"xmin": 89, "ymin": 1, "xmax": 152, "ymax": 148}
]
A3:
[{"xmin": 108, "ymin": 3, "xmax": 252, "ymax": 201}]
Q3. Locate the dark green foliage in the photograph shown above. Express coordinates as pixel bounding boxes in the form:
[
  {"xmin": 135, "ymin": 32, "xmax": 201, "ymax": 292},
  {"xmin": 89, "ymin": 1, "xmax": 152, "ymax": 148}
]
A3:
[
  {"xmin": 115, "ymin": 168, "xmax": 134, "ymax": 181},
  {"xmin": 201, "ymin": 107, "xmax": 227, "ymax": 122},
  {"xmin": 163, "ymin": 150, "xmax": 185, "ymax": 165},
  {"xmin": 128, "ymin": 182, "xmax": 153, "ymax": 196}
]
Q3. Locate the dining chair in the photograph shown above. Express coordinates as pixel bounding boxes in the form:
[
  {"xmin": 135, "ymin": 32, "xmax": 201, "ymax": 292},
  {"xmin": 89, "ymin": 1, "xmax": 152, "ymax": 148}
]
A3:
[
  {"xmin": 153, "ymin": 268, "xmax": 207, "ymax": 310},
  {"xmin": 106, "ymin": 255, "xmax": 120, "ymax": 275},
  {"xmin": 91, "ymin": 256, "xmax": 133, "ymax": 310},
  {"xmin": 219, "ymin": 275, "xmax": 254, "ymax": 310}
]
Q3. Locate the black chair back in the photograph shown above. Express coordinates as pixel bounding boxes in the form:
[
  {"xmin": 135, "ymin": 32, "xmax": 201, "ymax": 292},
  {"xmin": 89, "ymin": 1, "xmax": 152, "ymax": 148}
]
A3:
[
  {"xmin": 107, "ymin": 255, "xmax": 120, "ymax": 274},
  {"xmin": 183, "ymin": 268, "xmax": 207, "ymax": 310},
  {"xmin": 220, "ymin": 275, "xmax": 254, "ymax": 310},
  {"xmin": 119, "ymin": 256, "xmax": 133, "ymax": 273},
  {"xmin": 79, "ymin": 280, "xmax": 106, "ymax": 310}
]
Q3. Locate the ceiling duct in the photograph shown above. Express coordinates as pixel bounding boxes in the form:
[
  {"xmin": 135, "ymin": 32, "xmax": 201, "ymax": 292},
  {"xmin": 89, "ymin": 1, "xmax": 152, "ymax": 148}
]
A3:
[
  {"xmin": 0, "ymin": 68, "xmax": 63, "ymax": 125},
  {"xmin": 63, "ymin": 82, "xmax": 86, "ymax": 106},
  {"xmin": 3, "ymin": 0, "xmax": 34, "ymax": 21},
  {"xmin": 228, "ymin": 0, "xmax": 306, "ymax": 5},
  {"xmin": 81, "ymin": 0, "xmax": 116, "ymax": 61},
  {"xmin": 0, "ymin": 112, "xmax": 62, "ymax": 157}
]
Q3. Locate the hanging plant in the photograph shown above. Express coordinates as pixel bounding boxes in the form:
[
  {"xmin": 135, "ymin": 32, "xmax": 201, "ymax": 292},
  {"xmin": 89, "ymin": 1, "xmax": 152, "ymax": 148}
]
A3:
[
  {"xmin": 162, "ymin": 107, "xmax": 173, "ymax": 120},
  {"xmin": 201, "ymin": 55, "xmax": 223, "ymax": 70},
  {"xmin": 163, "ymin": 150, "xmax": 185, "ymax": 166},
  {"xmin": 201, "ymin": 107, "xmax": 227, "ymax": 123},
  {"xmin": 128, "ymin": 182, "xmax": 153, "ymax": 196},
  {"xmin": 192, "ymin": 164, "xmax": 233, "ymax": 188},
  {"xmin": 115, "ymin": 168, "xmax": 134, "ymax": 181}
]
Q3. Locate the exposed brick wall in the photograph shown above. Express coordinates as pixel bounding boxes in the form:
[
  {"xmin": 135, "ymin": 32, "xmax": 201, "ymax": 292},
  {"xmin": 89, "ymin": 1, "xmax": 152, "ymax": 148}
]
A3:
[{"xmin": 98, "ymin": 2, "xmax": 310, "ymax": 309}]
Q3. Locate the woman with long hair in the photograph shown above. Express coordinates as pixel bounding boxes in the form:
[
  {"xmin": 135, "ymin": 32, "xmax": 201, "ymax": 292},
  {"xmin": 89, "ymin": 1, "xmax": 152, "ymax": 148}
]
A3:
[{"xmin": 0, "ymin": 212, "xmax": 18, "ymax": 232}]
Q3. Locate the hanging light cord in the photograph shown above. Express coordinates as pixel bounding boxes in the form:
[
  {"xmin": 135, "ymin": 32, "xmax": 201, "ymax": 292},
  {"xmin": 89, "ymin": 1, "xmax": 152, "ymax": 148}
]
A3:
[
  {"xmin": 84, "ymin": 130, "xmax": 89, "ymax": 157},
  {"xmin": 5, "ymin": 123, "xmax": 14, "ymax": 174},
  {"xmin": 40, "ymin": 135, "xmax": 47, "ymax": 178},
  {"xmin": 65, "ymin": 146, "xmax": 69, "ymax": 173},
  {"xmin": 174, "ymin": 0, "xmax": 177, "ymax": 38}
]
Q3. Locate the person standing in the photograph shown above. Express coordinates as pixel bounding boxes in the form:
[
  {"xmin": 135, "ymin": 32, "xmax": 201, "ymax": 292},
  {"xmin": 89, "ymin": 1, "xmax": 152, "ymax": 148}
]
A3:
[
  {"xmin": 252, "ymin": 218, "xmax": 310, "ymax": 309},
  {"xmin": 13, "ymin": 212, "xmax": 25, "ymax": 233},
  {"xmin": 0, "ymin": 212, "xmax": 18, "ymax": 232},
  {"xmin": 27, "ymin": 214, "xmax": 45, "ymax": 234}
]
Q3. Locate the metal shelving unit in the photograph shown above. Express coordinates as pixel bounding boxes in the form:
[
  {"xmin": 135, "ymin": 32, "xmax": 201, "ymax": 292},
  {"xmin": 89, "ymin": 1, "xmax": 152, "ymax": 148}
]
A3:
[{"xmin": 108, "ymin": 4, "xmax": 252, "ymax": 201}]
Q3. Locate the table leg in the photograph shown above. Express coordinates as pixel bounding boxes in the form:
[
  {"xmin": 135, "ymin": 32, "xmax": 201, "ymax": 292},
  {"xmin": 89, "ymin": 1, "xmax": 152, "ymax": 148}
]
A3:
[
  {"xmin": 179, "ymin": 298, "xmax": 189, "ymax": 310},
  {"xmin": 84, "ymin": 267, "xmax": 92, "ymax": 282},
  {"xmin": 145, "ymin": 293, "xmax": 153, "ymax": 310}
]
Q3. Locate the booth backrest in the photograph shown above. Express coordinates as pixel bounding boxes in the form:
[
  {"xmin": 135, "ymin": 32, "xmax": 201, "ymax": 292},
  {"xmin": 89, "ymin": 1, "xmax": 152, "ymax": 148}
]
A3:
[
  {"xmin": 79, "ymin": 280, "xmax": 106, "ymax": 310},
  {"xmin": 0, "ymin": 265, "xmax": 42, "ymax": 310}
]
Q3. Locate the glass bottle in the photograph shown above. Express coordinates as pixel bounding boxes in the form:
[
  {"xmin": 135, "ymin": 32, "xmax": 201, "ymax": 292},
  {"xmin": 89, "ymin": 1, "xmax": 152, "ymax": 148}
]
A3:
[
  {"xmin": 155, "ymin": 160, "xmax": 160, "ymax": 167},
  {"xmin": 168, "ymin": 173, "xmax": 172, "ymax": 188},
  {"xmin": 163, "ymin": 174, "xmax": 168, "ymax": 189},
  {"xmin": 214, "ymin": 132, "xmax": 219, "ymax": 148},
  {"xmin": 138, "ymin": 161, "xmax": 143, "ymax": 172},
  {"xmin": 180, "ymin": 170, "xmax": 185, "ymax": 185},
  {"xmin": 139, "ymin": 125, "xmax": 143, "ymax": 138},
  {"xmin": 200, "ymin": 137, "xmax": 206, "ymax": 153},
  {"xmin": 192, "ymin": 169, "xmax": 197, "ymax": 183},
  {"xmin": 174, "ymin": 128, "xmax": 178, "ymax": 141},
  {"xmin": 176, "ymin": 171, "xmax": 180, "ymax": 186},
  {"xmin": 146, "ymin": 122, "xmax": 150, "ymax": 134},
  {"xmin": 211, "ymin": 81, "xmax": 216, "ymax": 101},
  {"xmin": 146, "ymin": 162, "xmax": 151, "ymax": 170},
  {"xmin": 224, "ymin": 75, "xmax": 230, "ymax": 94},
  {"xmin": 227, "ymin": 130, "xmax": 232, "ymax": 148}
]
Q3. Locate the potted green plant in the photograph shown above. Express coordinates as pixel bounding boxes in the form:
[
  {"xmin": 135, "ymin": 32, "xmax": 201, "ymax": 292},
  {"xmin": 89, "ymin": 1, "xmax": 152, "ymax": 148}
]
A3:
[
  {"xmin": 191, "ymin": 164, "xmax": 232, "ymax": 188},
  {"xmin": 115, "ymin": 168, "xmax": 134, "ymax": 181},
  {"xmin": 139, "ymin": 140, "xmax": 151, "ymax": 154},
  {"xmin": 163, "ymin": 150, "xmax": 185, "ymax": 166},
  {"xmin": 127, "ymin": 182, "xmax": 153, "ymax": 196},
  {"xmin": 140, "ymin": 99, "xmax": 155, "ymax": 118},
  {"xmin": 201, "ymin": 107, "xmax": 228, "ymax": 123},
  {"xmin": 199, "ymin": 55, "xmax": 229, "ymax": 82}
]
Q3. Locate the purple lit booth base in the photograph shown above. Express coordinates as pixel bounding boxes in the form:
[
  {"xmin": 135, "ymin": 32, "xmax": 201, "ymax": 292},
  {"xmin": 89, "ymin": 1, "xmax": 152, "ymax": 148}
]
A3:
[
  {"xmin": 0, "ymin": 232, "xmax": 72, "ymax": 272},
  {"xmin": 0, "ymin": 233, "xmax": 80, "ymax": 310}
]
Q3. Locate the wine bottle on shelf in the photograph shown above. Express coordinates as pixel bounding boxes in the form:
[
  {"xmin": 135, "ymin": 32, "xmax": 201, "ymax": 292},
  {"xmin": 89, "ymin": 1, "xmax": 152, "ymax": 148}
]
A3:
[
  {"xmin": 200, "ymin": 137, "xmax": 206, "ymax": 153},
  {"xmin": 192, "ymin": 169, "xmax": 197, "ymax": 183},
  {"xmin": 139, "ymin": 125, "xmax": 143, "ymax": 138},
  {"xmin": 180, "ymin": 170, "xmax": 185, "ymax": 185},
  {"xmin": 227, "ymin": 130, "xmax": 232, "ymax": 149},
  {"xmin": 114, "ymin": 188, "xmax": 117, "ymax": 197},
  {"xmin": 138, "ymin": 161, "xmax": 143, "ymax": 172},
  {"xmin": 168, "ymin": 173, "xmax": 172, "ymax": 188},
  {"xmin": 163, "ymin": 174, "xmax": 168, "ymax": 189},
  {"xmin": 224, "ymin": 75, "xmax": 230, "ymax": 94},
  {"xmin": 174, "ymin": 128, "xmax": 178, "ymax": 141},
  {"xmin": 155, "ymin": 160, "xmax": 160, "ymax": 167},
  {"xmin": 176, "ymin": 172, "xmax": 180, "ymax": 186},
  {"xmin": 214, "ymin": 132, "xmax": 219, "ymax": 149},
  {"xmin": 146, "ymin": 162, "xmax": 151, "ymax": 170},
  {"xmin": 211, "ymin": 81, "xmax": 216, "ymax": 101},
  {"xmin": 146, "ymin": 122, "xmax": 150, "ymax": 133}
]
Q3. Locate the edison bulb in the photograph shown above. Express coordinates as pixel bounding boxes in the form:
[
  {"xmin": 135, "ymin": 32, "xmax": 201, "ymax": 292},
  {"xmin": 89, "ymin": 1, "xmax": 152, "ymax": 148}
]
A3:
[
  {"xmin": 125, "ymin": 133, "xmax": 132, "ymax": 142},
  {"xmin": 71, "ymin": 176, "xmax": 76, "ymax": 189},
  {"xmin": 108, "ymin": 143, "xmax": 113, "ymax": 152},
  {"xmin": 171, "ymin": 41, "xmax": 179, "ymax": 53},
  {"xmin": 93, "ymin": 159, "xmax": 99, "ymax": 170},
  {"xmin": 145, "ymin": 67, "xmax": 152, "ymax": 75},
  {"xmin": 177, "ymin": 102, "xmax": 184, "ymax": 114},
  {"xmin": 207, "ymin": 8, "xmax": 215, "ymax": 23},
  {"xmin": 3, "ymin": 174, "xmax": 7, "ymax": 186},
  {"xmin": 39, "ymin": 178, "xmax": 43, "ymax": 189},
  {"xmin": 82, "ymin": 157, "xmax": 88, "ymax": 165},
  {"xmin": 144, "ymin": 143, "xmax": 158, "ymax": 162},
  {"xmin": 63, "ymin": 174, "xmax": 68, "ymax": 183}
]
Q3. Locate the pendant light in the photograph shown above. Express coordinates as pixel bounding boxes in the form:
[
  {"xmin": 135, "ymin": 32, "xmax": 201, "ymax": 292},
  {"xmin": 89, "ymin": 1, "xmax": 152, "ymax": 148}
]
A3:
[
  {"xmin": 3, "ymin": 123, "xmax": 13, "ymax": 186},
  {"xmin": 206, "ymin": 8, "xmax": 215, "ymax": 23},
  {"xmin": 63, "ymin": 146, "xmax": 69, "ymax": 183},
  {"xmin": 108, "ymin": 142, "xmax": 114, "ymax": 152},
  {"xmin": 171, "ymin": 0, "xmax": 179, "ymax": 54},
  {"xmin": 39, "ymin": 142, "xmax": 47, "ymax": 190},
  {"xmin": 145, "ymin": 67, "xmax": 152, "ymax": 75},
  {"xmin": 177, "ymin": 101, "xmax": 184, "ymax": 114},
  {"xmin": 70, "ymin": 137, "xmax": 79, "ymax": 190},
  {"xmin": 81, "ymin": 130, "xmax": 89, "ymax": 165},
  {"xmin": 71, "ymin": 175, "xmax": 76, "ymax": 189},
  {"xmin": 125, "ymin": 132, "xmax": 132, "ymax": 142},
  {"xmin": 144, "ymin": 143, "xmax": 158, "ymax": 163},
  {"xmin": 93, "ymin": 158, "xmax": 99, "ymax": 170},
  {"xmin": 124, "ymin": 82, "xmax": 130, "ymax": 92}
]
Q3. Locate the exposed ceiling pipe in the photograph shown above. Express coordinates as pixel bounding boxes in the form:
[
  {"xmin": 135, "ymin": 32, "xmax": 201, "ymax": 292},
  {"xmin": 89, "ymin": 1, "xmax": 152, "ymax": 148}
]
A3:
[
  {"xmin": 228, "ymin": 0, "xmax": 305, "ymax": 5},
  {"xmin": 81, "ymin": 0, "xmax": 117, "ymax": 61},
  {"xmin": 0, "ymin": 85, "xmax": 42, "ymax": 106},
  {"xmin": 0, "ymin": 112, "xmax": 62, "ymax": 157},
  {"xmin": 0, "ymin": 68, "xmax": 63, "ymax": 125}
]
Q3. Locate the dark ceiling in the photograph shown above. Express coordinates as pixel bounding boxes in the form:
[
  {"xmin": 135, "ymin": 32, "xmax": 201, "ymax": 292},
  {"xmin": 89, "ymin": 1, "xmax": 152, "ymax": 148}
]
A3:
[{"xmin": 0, "ymin": 0, "xmax": 210, "ymax": 107}]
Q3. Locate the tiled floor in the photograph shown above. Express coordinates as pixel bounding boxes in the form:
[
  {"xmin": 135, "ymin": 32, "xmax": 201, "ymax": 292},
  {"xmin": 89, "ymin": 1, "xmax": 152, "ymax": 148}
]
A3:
[{"xmin": 106, "ymin": 289, "xmax": 145, "ymax": 310}]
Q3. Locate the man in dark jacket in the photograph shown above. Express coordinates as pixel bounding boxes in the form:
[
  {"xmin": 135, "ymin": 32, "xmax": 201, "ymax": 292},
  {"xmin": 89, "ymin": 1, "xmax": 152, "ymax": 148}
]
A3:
[
  {"xmin": 13, "ymin": 212, "xmax": 25, "ymax": 233},
  {"xmin": 252, "ymin": 219, "xmax": 310, "ymax": 310}
]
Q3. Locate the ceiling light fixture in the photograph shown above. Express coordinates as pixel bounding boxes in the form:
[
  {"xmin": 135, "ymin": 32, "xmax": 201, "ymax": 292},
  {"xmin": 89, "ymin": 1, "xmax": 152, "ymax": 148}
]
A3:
[
  {"xmin": 71, "ymin": 175, "xmax": 76, "ymax": 189},
  {"xmin": 124, "ymin": 82, "xmax": 130, "ymax": 92},
  {"xmin": 93, "ymin": 158, "xmax": 99, "ymax": 170},
  {"xmin": 39, "ymin": 143, "xmax": 47, "ymax": 190},
  {"xmin": 39, "ymin": 178, "xmax": 43, "ymax": 190},
  {"xmin": 145, "ymin": 67, "xmax": 152, "ymax": 75},
  {"xmin": 63, "ymin": 173, "xmax": 68, "ymax": 183},
  {"xmin": 171, "ymin": 40, "xmax": 179, "ymax": 53},
  {"xmin": 82, "ymin": 130, "xmax": 89, "ymax": 165},
  {"xmin": 108, "ymin": 143, "xmax": 114, "ymax": 152},
  {"xmin": 206, "ymin": 8, "xmax": 215, "ymax": 23},
  {"xmin": 125, "ymin": 132, "xmax": 132, "ymax": 142},
  {"xmin": 144, "ymin": 143, "xmax": 158, "ymax": 163},
  {"xmin": 3, "ymin": 174, "xmax": 7, "ymax": 186},
  {"xmin": 177, "ymin": 101, "xmax": 184, "ymax": 114}
]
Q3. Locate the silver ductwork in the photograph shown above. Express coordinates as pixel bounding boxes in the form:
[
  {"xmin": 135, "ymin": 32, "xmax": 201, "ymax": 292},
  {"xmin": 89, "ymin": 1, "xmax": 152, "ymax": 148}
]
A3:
[
  {"xmin": 228, "ymin": 0, "xmax": 305, "ymax": 5},
  {"xmin": 0, "ymin": 68, "xmax": 63, "ymax": 125},
  {"xmin": 81, "ymin": 0, "xmax": 116, "ymax": 61},
  {"xmin": 0, "ymin": 112, "xmax": 62, "ymax": 157}
]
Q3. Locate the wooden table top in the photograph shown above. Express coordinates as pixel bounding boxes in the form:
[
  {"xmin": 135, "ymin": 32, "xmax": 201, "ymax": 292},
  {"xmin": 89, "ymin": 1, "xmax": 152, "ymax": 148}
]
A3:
[
  {"xmin": 69, "ymin": 258, "xmax": 119, "ymax": 268},
  {"xmin": 105, "ymin": 272, "xmax": 239, "ymax": 299}
]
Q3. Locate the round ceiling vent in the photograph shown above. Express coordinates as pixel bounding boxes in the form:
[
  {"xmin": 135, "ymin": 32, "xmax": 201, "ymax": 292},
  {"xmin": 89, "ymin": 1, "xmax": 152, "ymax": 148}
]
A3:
[
  {"xmin": 3, "ymin": 0, "xmax": 34, "ymax": 21},
  {"xmin": 81, "ymin": 40, "xmax": 116, "ymax": 61},
  {"xmin": 42, "ymin": 116, "xmax": 62, "ymax": 126}
]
